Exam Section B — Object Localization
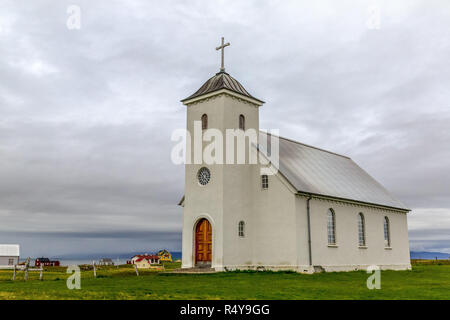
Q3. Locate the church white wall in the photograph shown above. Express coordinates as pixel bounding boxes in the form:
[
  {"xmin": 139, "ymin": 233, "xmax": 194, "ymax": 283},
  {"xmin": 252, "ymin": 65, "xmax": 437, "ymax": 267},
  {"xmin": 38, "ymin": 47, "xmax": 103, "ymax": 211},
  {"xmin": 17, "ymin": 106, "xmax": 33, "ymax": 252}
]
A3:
[
  {"xmin": 294, "ymin": 196, "xmax": 313, "ymax": 271},
  {"xmin": 221, "ymin": 95, "xmax": 260, "ymax": 268},
  {"xmin": 307, "ymin": 197, "xmax": 411, "ymax": 271},
  {"xmin": 182, "ymin": 95, "xmax": 227, "ymax": 269},
  {"xmin": 239, "ymin": 169, "xmax": 298, "ymax": 269}
]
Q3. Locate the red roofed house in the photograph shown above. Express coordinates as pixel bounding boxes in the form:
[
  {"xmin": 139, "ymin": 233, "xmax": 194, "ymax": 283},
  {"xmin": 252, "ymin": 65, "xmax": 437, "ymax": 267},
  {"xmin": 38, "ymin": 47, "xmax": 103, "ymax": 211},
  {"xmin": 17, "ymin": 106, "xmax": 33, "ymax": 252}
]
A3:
[
  {"xmin": 130, "ymin": 254, "xmax": 160, "ymax": 269},
  {"xmin": 35, "ymin": 257, "xmax": 60, "ymax": 267}
]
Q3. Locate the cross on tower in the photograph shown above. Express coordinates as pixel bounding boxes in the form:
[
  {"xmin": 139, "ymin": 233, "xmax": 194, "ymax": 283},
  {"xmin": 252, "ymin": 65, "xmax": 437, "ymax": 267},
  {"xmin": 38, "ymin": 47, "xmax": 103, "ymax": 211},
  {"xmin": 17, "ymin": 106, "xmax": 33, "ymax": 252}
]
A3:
[{"xmin": 216, "ymin": 37, "xmax": 230, "ymax": 72}]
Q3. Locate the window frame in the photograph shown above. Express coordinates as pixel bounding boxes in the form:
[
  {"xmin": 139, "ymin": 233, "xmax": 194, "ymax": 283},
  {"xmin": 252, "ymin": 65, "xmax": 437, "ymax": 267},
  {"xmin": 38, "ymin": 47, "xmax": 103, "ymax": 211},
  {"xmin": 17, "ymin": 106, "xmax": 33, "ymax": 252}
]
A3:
[
  {"xmin": 358, "ymin": 212, "xmax": 366, "ymax": 247},
  {"xmin": 261, "ymin": 174, "xmax": 268, "ymax": 190},
  {"xmin": 201, "ymin": 114, "xmax": 208, "ymax": 130},
  {"xmin": 238, "ymin": 221, "xmax": 245, "ymax": 238},
  {"xmin": 384, "ymin": 216, "xmax": 391, "ymax": 248},
  {"xmin": 327, "ymin": 209, "xmax": 337, "ymax": 246},
  {"xmin": 239, "ymin": 114, "xmax": 245, "ymax": 130},
  {"xmin": 197, "ymin": 167, "xmax": 211, "ymax": 186}
]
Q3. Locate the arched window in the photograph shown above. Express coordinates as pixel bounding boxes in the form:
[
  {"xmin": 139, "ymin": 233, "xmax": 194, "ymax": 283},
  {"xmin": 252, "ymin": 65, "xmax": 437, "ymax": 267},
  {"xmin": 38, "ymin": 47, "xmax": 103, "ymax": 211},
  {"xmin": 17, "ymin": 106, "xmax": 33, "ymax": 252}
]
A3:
[
  {"xmin": 239, "ymin": 114, "xmax": 245, "ymax": 130},
  {"xmin": 327, "ymin": 209, "xmax": 336, "ymax": 245},
  {"xmin": 201, "ymin": 114, "xmax": 208, "ymax": 130},
  {"xmin": 358, "ymin": 213, "xmax": 366, "ymax": 246},
  {"xmin": 261, "ymin": 175, "xmax": 268, "ymax": 189},
  {"xmin": 238, "ymin": 221, "xmax": 245, "ymax": 237},
  {"xmin": 384, "ymin": 216, "xmax": 391, "ymax": 247}
]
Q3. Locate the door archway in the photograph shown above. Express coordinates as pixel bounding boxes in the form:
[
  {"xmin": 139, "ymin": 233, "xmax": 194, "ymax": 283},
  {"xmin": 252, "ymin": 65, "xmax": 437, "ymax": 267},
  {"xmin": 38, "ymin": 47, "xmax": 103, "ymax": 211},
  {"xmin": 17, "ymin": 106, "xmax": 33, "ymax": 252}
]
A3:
[{"xmin": 195, "ymin": 218, "xmax": 212, "ymax": 265}]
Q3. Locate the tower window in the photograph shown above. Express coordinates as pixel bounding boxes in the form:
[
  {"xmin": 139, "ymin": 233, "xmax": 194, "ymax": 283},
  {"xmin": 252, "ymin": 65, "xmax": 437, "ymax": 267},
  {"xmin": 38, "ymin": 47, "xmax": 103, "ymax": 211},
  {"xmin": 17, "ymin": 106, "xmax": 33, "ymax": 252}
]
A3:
[
  {"xmin": 197, "ymin": 167, "xmax": 211, "ymax": 186},
  {"xmin": 239, "ymin": 114, "xmax": 245, "ymax": 130},
  {"xmin": 238, "ymin": 221, "xmax": 245, "ymax": 237},
  {"xmin": 201, "ymin": 114, "xmax": 208, "ymax": 130},
  {"xmin": 261, "ymin": 175, "xmax": 268, "ymax": 189}
]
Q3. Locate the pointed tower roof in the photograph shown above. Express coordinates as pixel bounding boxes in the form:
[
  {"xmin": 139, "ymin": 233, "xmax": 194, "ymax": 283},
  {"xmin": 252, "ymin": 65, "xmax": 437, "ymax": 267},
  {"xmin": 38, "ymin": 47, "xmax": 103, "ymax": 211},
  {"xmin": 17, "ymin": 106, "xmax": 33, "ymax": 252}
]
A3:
[{"xmin": 181, "ymin": 71, "xmax": 264, "ymax": 105}]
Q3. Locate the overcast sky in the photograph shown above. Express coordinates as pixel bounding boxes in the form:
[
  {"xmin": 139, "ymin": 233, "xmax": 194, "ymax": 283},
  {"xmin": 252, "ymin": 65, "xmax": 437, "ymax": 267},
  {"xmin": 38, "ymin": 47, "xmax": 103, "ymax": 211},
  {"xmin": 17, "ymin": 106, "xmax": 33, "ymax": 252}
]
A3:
[{"xmin": 0, "ymin": 0, "xmax": 449, "ymax": 258}]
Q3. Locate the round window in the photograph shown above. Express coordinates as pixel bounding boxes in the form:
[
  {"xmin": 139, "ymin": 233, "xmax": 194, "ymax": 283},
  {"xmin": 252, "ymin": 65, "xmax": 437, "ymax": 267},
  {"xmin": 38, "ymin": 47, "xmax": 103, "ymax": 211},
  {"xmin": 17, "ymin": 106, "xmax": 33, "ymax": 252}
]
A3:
[{"xmin": 197, "ymin": 167, "xmax": 211, "ymax": 186}]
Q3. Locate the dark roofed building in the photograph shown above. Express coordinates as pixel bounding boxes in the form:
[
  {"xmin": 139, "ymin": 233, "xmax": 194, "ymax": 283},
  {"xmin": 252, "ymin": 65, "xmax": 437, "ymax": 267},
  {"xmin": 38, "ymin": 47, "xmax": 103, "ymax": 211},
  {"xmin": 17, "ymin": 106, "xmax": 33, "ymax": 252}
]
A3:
[
  {"xmin": 35, "ymin": 257, "xmax": 60, "ymax": 267},
  {"xmin": 98, "ymin": 258, "xmax": 114, "ymax": 266}
]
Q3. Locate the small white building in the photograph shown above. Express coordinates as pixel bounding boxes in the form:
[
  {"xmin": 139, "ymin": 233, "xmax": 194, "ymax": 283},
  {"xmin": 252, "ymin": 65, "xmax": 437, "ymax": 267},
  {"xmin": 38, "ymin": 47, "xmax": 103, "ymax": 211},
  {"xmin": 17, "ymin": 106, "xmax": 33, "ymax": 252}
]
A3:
[
  {"xmin": 131, "ymin": 254, "xmax": 160, "ymax": 268},
  {"xmin": 0, "ymin": 245, "xmax": 20, "ymax": 266},
  {"xmin": 98, "ymin": 258, "xmax": 114, "ymax": 266}
]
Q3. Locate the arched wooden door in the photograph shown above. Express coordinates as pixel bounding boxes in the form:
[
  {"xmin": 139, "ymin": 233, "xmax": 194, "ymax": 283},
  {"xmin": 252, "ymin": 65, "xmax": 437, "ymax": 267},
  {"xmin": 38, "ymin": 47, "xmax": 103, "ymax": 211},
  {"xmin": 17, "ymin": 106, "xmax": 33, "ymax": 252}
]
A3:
[{"xmin": 195, "ymin": 218, "xmax": 212, "ymax": 264}]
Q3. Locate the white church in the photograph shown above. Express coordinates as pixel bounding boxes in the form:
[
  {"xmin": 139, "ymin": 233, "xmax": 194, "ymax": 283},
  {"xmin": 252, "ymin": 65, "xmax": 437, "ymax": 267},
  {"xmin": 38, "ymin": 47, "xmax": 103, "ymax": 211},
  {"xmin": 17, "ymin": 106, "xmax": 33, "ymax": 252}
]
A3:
[{"xmin": 179, "ymin": 39, "xmax": 411, "ymax": 273}]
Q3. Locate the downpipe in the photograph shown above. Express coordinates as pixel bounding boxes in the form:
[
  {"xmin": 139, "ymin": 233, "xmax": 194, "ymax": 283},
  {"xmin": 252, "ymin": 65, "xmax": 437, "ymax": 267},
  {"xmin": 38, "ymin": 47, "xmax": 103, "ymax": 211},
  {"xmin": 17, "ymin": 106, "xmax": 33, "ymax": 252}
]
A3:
[{"xmin": 306, "ymin": 195, "xmax": 313, "ymax": 267}]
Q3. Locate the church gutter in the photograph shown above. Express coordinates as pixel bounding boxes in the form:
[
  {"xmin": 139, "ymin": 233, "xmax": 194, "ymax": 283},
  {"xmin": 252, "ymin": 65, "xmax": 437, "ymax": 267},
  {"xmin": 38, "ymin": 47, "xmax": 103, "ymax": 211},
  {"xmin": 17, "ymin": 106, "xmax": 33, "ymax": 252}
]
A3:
[
  {"xmin": 297, "ymin": 191, "xmax": 410, "ymax": 213},
  {"xmin": 306, "ymin": 195, "xmax": 313, "ymax": 267}
]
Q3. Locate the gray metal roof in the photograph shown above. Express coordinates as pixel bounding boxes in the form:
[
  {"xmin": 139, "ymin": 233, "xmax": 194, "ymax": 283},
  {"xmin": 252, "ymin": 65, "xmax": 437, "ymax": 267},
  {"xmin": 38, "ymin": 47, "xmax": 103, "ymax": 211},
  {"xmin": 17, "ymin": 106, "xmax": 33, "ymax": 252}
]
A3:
[
  {"xmin": 260, "ymin": 132, "xmax": 408, "ymax": 210},
  {"xmin": 182, "ymin": 71, "xmax": 263, "ymax": 103}
]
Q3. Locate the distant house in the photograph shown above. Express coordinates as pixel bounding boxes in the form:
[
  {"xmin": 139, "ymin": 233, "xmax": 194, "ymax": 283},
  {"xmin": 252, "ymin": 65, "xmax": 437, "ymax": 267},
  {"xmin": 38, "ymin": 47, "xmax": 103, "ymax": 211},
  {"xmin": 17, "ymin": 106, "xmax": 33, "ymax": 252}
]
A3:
[
  {"xmin": 130, "ymin": 254, "xmax": 160, "ymax": 268},
  {"xmin": 158, "ymin": 249, "xmax": 172, "ymax": 262},
  {"xmin": 98, "ymin": 258, "xmax": 114, "ymax": 266},
  {"xmin": 134, "ymin": 255, "xmax": 160, "ymax": 269},
  {"xmin": 35, "ymin": 257, "xmax": 60, "ymax": 267},
  {"xmin": 0, "ymin": 245, "xmax": 20, "ymax": 266}
]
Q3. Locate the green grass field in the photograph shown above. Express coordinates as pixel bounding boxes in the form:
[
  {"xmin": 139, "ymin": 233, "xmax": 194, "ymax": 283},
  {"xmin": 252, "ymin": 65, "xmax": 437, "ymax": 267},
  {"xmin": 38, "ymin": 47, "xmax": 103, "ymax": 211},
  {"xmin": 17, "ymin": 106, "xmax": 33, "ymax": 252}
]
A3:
[{"xmin": 0, "ymin": 261, "xmax": 449, "ymax": 300}]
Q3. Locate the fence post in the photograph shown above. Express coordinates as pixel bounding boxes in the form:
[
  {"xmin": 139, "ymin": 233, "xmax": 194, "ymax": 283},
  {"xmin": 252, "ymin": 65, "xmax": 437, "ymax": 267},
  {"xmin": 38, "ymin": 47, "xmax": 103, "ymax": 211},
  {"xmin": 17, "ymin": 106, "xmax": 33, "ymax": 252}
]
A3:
[
  {"xmin": 93, "ymin": 261, "xmax": 97, "ymax": 278},
  {"xmin": 134, "ymin": 264, "xmax": 139, "ymax": 276},
  {"xmin": 39, "ymin": 264, "xmax": 43, "ymax": 281},
  {"xmin": 12, "ymin": 265, "xmax": 16, "ymax": 281},
  {"xmin": 24, "ymin": 257, "xmax": 30, "ymax": 281}
]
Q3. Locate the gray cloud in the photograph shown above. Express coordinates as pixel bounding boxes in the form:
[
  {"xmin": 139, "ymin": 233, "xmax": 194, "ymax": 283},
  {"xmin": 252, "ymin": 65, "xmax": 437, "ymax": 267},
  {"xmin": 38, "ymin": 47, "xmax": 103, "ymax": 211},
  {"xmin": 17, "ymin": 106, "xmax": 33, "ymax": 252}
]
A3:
[
  {"xmin": 0, "ymin": 0, "xmax": 449, "ymax": 256},
  {"xmin": 409, "ymin": 240, "xmax": 450, "ymax": 254}
]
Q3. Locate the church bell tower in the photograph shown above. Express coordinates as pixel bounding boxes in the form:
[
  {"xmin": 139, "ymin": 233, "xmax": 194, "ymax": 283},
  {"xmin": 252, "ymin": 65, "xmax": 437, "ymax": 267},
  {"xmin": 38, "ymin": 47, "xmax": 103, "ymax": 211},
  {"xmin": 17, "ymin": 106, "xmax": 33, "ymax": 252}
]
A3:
[{"xmin": 180, "ymin": 38, "xmax": 264, "ymax": 270}]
